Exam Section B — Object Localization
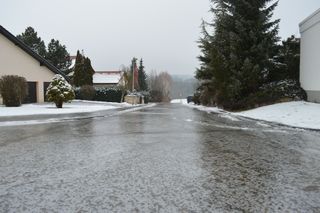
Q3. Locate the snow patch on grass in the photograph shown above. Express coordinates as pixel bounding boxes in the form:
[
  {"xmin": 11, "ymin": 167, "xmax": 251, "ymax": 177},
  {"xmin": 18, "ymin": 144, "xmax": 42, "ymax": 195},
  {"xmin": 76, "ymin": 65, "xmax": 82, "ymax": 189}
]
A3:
[
  {"xmin": 0, "ymin": 101, "xmax": 120, "ymax": 117},
  {"xmin": 171, "ymin": 99, "xmax": 188, "ymax": 104},
  {"xmin": 178, "ymin": 101, "xmax": 320, "ymax": 130},
  {"xmin": 234, "ymin": 101, "xmax": 320, "ymax": 130},
  {"xmin": 219, "ymin": 114, "xmax": 240, "ymax": 121}
]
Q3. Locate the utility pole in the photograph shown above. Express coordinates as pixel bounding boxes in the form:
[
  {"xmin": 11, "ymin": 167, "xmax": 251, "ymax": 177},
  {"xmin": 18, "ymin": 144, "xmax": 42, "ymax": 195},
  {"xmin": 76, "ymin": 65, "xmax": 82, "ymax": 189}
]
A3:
[
  {"xmin": 132, "ymin": 58, "xmax": 136, "ymax": 92},
  {"xmin": 132, "ymin": 60, "xmax": 134, "ymax": 92}
]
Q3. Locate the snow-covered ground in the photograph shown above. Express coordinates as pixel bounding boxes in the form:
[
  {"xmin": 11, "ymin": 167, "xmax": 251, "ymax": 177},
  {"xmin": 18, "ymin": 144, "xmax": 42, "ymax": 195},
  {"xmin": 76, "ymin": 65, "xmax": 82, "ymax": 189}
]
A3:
[
  {"xmin": 170, "ymin": 99, "xmax": 188, "ymax": 104},
  {"xmin": 171, "ymin": 99, "xmax": 320, "ymax": 130},
  {"xmin": 235, "ymin": 101, "xmax": 320, "ymax": 130},
  {"xmin": 0, "ymin": 100, "xmax": 131, "ymax": 117}
]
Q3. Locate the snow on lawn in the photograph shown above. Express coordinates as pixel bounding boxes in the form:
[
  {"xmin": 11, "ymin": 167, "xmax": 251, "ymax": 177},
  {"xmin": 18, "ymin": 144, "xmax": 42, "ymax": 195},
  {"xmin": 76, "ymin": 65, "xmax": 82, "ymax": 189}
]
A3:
[
  {"xmin": 0, "ymin": 101, "xmax": 121, "ymax": 117},
  {"xmin": 170, "ymin": 99, "xmax": 188, "ymax": 104},
  {"xmin": 234, "ymin": 101, "xmax": 320, "ymax": 130},
  {"xmin": 171, "ymin": 99, "xmax": 225, "ymax": 114},
  {"xmin": 180, "ymin": 100, "xmax": 320, "ymax": 130}
]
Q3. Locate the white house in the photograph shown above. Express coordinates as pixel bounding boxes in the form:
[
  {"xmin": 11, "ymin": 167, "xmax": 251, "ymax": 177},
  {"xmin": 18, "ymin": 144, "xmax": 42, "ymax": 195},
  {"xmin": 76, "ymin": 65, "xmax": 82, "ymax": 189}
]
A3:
[
  {"xmin": 93, "ymin": 71, "xmax": 125, "ymax": 88},
  {"xmin": 0, "ymin": 25, "xmax": 67, "ymax": 104},
  {"xmin": 67, "ymin": 55, "xmax": 124, "ymax": 88},
  {"xmin": 299, "ymin": 8, "xmax": 320, "ymax": 102}
]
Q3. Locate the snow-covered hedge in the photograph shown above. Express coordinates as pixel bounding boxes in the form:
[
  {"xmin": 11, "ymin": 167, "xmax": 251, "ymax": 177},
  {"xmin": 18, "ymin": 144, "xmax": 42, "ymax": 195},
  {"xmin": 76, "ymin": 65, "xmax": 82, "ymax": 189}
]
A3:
[
  {"xmin": 259, "ymin": 80, "xmax": 307, "ymax": 100},
  {"xmin": 46, "ymin": 75, "xmax": 75, "ymax": 108}
]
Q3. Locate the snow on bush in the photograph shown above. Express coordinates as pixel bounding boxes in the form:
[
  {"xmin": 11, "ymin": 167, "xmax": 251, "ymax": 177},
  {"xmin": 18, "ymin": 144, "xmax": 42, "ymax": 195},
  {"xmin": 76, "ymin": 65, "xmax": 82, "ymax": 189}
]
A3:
[{"xmin": 46, "ymin": 74, "xmax": 75, "ymax": 108}]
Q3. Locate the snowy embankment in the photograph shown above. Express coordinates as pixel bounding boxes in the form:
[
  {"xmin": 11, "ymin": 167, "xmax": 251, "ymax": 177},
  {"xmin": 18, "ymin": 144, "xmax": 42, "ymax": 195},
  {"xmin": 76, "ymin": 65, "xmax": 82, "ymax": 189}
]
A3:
[
  {"xmin": 234, "ymin": 101, "xmax": 320, "ymax": 130},
  {"xmin": 171, "ymin": 99, "xmax": 320, "ymax": 130},
  {"xmin": 0, "ymin": 100, "xmax": 131, "ymax": 117}
]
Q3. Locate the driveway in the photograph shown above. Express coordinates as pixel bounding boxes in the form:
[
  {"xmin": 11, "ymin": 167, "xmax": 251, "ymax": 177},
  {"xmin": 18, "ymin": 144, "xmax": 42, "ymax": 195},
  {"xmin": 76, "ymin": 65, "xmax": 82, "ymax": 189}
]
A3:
[{"xmin": 0, "ymin": 104, "xmax": 319, "ymax": 212}]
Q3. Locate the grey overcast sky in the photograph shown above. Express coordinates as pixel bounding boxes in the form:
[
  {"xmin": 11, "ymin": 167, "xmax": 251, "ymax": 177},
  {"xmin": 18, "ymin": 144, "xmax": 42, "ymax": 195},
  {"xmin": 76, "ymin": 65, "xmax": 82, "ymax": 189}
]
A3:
[{"xmin": 1, "ymin": 0, "xmax": 320, "ymax": 76}]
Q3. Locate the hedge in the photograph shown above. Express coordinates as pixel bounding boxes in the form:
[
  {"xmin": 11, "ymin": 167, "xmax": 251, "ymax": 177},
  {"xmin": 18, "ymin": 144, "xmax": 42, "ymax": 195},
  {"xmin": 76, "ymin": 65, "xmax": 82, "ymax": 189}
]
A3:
[
  {"xmin": 75, "ymin": 87, "xmax": 123, "ymax": 103},
  {"xmin": 0, "ymin": 75, "xmax": 28, "ymax": 107}
]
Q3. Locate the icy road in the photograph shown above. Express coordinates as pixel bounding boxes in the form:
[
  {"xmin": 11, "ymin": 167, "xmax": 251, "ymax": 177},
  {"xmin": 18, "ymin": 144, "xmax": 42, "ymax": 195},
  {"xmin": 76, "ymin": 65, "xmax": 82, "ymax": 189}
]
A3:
[{"xmin": 0, "ymin": 104, "xmax": 320, "ymax": 212}]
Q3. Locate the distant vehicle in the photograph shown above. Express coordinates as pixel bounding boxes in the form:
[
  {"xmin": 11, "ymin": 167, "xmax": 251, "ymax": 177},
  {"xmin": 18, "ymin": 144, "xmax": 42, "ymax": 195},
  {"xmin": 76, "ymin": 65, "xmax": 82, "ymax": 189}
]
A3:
[{"xmin": 187, "ymin": 96, "xmax": 193, "ymax": 103}]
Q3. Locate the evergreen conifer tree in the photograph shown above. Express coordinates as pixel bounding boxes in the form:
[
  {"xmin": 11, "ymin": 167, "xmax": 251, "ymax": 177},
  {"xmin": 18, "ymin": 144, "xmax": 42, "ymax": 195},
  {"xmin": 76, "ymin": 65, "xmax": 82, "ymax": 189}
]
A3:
[
  {"xmin": 46, "ymin": 74, "xmax": 75, "ymax": 108},
  {"xmin": 83, "ymin": 57, "xmax": 94, "ymax": 85},
  {"xmin": 72, "ymin": 50, "xmax": 94, "ymax": 87},
  {"xmin": 271, "ymin": 35, "xmax": 300, "ymax": 81},
  {"xmin": 17, "ymin": 27, "xmax": 46, "ymax": 57},
  {"xmin": 73, "ymin": 51, "xmax": 84, "ymax": 87},
  {"xmin": 46, "ymin": 39, "xmax": 71, "ymax": 72},
  {"xmin": 138, "ymin": 59, "xmax": 148, "ymax": 91},
  {"xmin": 196, "ymin": 0, "xmax": 280, "ymax": 109}
]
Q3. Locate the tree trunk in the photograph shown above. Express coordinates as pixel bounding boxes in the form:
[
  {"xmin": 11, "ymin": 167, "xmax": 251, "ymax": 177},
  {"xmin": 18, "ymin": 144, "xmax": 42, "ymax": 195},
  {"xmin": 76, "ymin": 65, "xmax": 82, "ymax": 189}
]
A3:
[{"xmin": 55, "ymin": 100, "xmax": 63, "ymax": 108}]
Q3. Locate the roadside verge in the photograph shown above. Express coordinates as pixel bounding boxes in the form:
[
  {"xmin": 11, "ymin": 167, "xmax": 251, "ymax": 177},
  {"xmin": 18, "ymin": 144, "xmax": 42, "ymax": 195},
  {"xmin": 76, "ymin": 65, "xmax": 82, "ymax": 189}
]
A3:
[
  {"xmin": 171, "ymin": 99, "xmax": 320, "ymax": 131},
  {"xmin": 0, "ymin": 101, "xmax": 156, "ymax": 126}
]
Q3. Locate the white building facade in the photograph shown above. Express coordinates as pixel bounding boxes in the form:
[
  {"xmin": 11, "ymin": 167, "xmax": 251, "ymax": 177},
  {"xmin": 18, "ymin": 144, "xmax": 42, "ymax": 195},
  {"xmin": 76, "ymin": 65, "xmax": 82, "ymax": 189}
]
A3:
[
  {"xmin": 300, "ymin": 8, "xmax": 320, "ymax": 102},
  {"xmin": 0, "ymin": 25, "xmax": 67, "ymax": 104}
]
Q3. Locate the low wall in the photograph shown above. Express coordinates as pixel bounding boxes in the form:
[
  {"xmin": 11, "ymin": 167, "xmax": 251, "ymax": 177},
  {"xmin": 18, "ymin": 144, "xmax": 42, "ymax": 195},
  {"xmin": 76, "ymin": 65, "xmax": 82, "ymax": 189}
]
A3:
[
  {"xmin": 306, "ymin": 90, "xmax": 320, "ymax": 103},
  {"xmin": 125, "ymin": 95, "xmax": 144, "ymax": 105}
]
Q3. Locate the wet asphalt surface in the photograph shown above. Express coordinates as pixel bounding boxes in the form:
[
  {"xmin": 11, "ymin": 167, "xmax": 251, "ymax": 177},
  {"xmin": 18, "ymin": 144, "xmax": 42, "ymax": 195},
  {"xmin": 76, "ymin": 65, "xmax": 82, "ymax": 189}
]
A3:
[{"xmin": 0, "ymin": 104, "xmax": 320, "ymax": 212}]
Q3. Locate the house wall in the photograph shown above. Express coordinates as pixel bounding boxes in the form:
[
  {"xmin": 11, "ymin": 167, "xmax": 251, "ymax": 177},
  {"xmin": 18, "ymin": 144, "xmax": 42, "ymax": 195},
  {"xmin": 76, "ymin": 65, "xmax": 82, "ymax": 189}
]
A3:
[
  {"xmin": 0, "ymin": 33, "xmax": 55, "ymax": 103},
  {"xmin": 300, "ymin": 9, "xmax": 320, "ymax": 102}
]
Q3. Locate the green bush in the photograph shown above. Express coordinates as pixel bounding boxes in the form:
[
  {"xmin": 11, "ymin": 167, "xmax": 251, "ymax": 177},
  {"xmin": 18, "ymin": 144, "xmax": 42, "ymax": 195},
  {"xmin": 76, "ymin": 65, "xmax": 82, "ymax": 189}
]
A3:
[
  {"xmin": 149, "ymin": 90, "xmax": 163, "ymax": 102},
  {"xmin": 46, "ymin": 74, "xmax": 75, "ymax": 108},
  {"xmin": 95, "ymin": 87, "xmax": 122, "ymax": 102},
  {"xmin": 193, "ymin": 91, "xmax": 201, "ymax": 105},
  {"xmin": 75, "ymin": 87, "xmax": 123, "ymax": 103},
  {"xmin": 228, "ymin": 80, "xmax": 307, "ymax": 110},
  {"xmin": 139, "ymin": 91, "xmax": 150, "ymax": 104},
  {"xmin": 80, "ymin": 85, "xmax": 95, "ymax": 100},
  {"xmin": 0, "ymin": 75, "xmax": 28, "ymax": 107}
]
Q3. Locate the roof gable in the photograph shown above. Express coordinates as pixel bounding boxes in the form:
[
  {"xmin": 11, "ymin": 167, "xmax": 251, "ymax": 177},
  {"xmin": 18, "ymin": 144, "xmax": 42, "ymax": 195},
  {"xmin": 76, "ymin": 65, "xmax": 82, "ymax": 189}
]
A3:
[
  {"xmin": 93, "ymin": 71, "xmax": 123, "ymax": 84},
  {"xmin": 0, "ymin": 25, "xmax": 68, "ymax": 79}
]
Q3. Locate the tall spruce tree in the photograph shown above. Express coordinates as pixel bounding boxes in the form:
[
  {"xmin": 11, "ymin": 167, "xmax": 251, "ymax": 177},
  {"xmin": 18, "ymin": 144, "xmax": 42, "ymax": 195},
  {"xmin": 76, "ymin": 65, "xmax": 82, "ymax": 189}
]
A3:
[
  {"xmin": 83, "ymin": 57, "xmax": 95, "ymax": 85},
  {"xmin": 73, "ymin": 50, "xmax": 94, "ymax": 87},
  {"xmin": 17, "ymin": 27, "xmax": 46, "ymax": 57},
  {"xmin": 196, "ymin": 0, "xmax": 280, "ymax": 109},
  {"xmin": 138, "ymin": 59, "xmax": 148, "ymax": 91},
  {"xmin": 73, "ymin": 51, "xmax": 84, "ymax": 87},
  {"xmin": 46, "ymin": 39, "xmax": 71, "ymax": 72}
]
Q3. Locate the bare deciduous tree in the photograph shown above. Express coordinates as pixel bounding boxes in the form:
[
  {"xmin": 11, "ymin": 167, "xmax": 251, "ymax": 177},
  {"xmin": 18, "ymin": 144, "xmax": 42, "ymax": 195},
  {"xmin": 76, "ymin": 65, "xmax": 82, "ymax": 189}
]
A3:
[{"xmin": 148, "ymin": 71, "xmax": 172, "ymax": 102}]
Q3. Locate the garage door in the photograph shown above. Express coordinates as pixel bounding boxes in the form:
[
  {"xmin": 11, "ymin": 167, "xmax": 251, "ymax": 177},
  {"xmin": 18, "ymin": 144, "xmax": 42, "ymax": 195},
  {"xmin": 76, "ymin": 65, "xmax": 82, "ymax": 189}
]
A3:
[{"xmin": 23, "ymin": 82, "xmax": 37, "ymax": 103}]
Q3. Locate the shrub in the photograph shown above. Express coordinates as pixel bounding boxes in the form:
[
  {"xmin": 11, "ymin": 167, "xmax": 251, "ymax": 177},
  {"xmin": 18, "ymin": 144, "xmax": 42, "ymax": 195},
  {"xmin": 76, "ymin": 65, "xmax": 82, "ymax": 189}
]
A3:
[
  {"xmin": 95, "ymin": 87, "xmax": 123, "ymax": 102},
  {"xmin": 227, "ymin": 79, "xmax": 307, "ymax": 110},
  {"xmin": 74, "ymin": 87, "xmax": 123, "ymax": 103},
  {"xmin": 193, "ymin": 91, "xmax": 201, "ymax": 105},
  {"xmin": 0, "ymin": 75, "xmax": 28, "ymax": 107},
  {"xmin": 141, "ymin": 91, "xmax": 150, "ymax": 104},
  {"xmin": 46, "ymin": 74, "xmax": 75, "ymax": 108},
  {"xmin": 79, "ymin": 85, "xmax": 95, "ymax": 100}
]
